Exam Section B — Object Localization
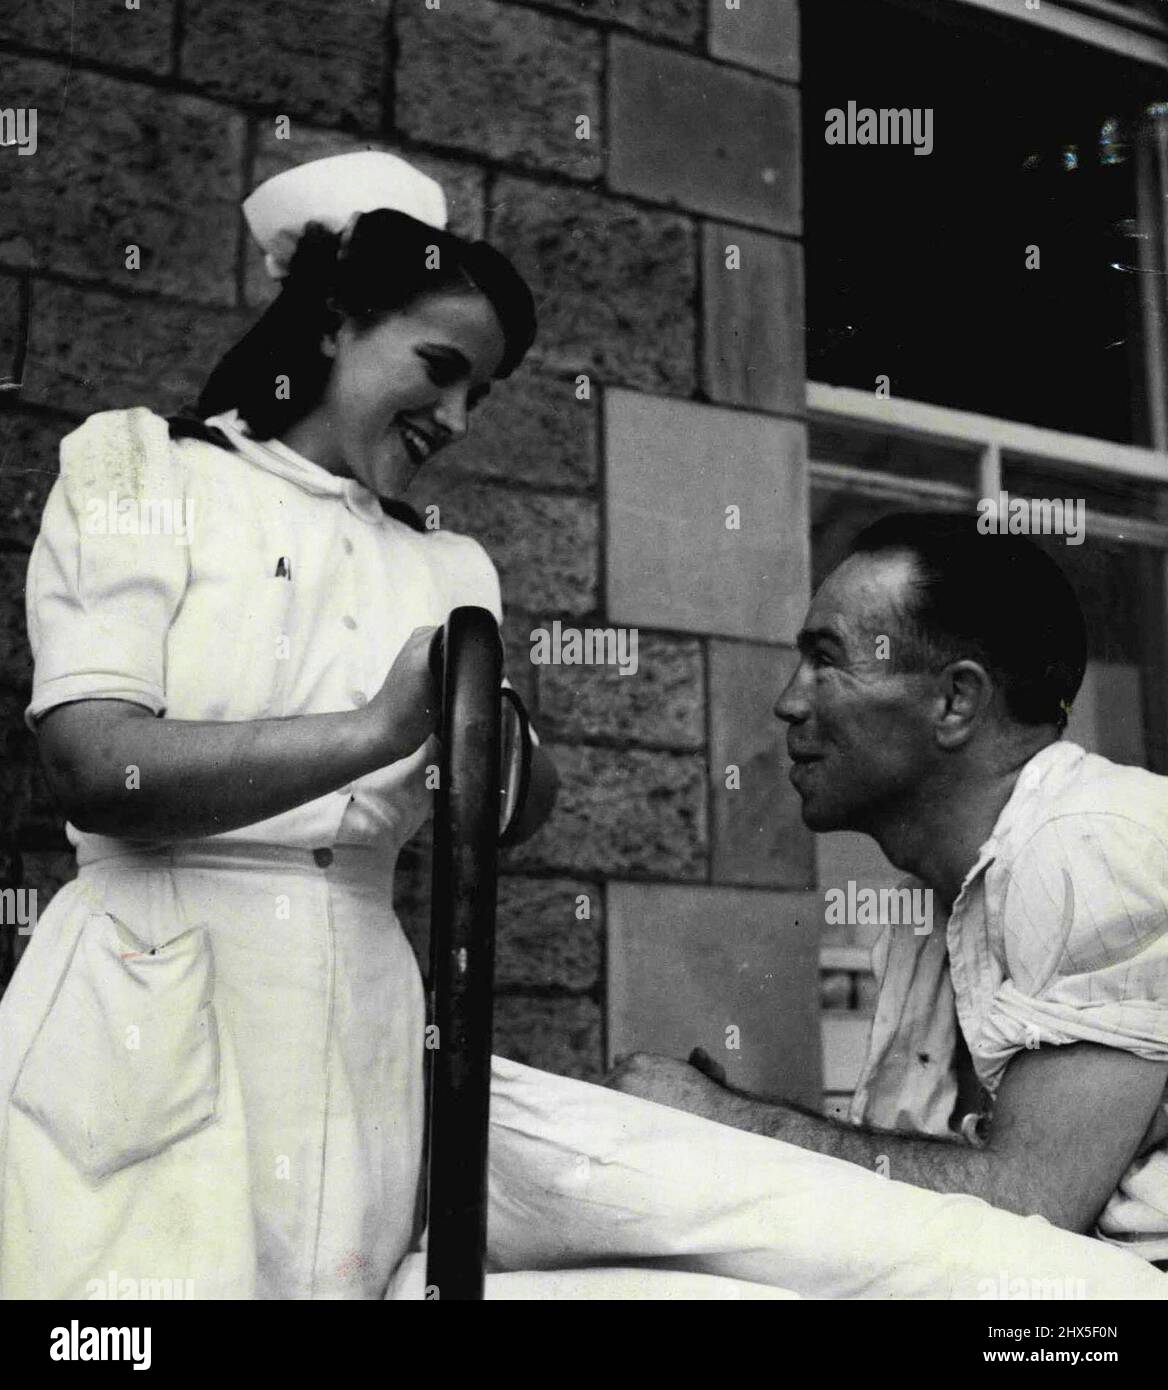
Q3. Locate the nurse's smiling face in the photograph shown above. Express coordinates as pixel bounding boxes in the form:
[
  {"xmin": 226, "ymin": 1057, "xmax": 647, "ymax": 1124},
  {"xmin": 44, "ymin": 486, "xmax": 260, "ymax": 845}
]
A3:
[{"xmin": 284, "ymin": 288, "xmax": 507, "ymax": 499}]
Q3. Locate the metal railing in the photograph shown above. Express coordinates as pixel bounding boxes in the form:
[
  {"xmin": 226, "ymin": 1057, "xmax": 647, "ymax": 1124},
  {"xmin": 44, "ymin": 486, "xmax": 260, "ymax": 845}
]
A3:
[{"xmin": 424, "ymin": 606, "xmax": 527, "ymax": 1300}]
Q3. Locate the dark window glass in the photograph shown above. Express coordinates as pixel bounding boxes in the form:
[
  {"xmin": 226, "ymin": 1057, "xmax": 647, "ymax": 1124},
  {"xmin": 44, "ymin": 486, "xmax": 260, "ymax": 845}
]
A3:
[{"xmin": 801, "ymin": 0, "xmax": 1168, "ymax": 443}]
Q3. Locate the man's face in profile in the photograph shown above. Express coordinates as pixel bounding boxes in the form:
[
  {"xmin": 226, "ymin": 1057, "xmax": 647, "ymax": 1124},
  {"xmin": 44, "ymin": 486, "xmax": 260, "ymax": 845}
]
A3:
[{"xmin": 776, "ymin": 550, "xmax": 939, "ymax": 834}]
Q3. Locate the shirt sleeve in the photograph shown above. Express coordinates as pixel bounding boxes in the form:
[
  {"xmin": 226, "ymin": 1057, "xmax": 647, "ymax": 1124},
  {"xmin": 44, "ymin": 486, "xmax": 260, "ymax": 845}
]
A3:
[
  {"xmin": 431, "ymin": 531, "xmax": 540, "ymax": 746},
  {"xmin": 976, "ymin": 812, "xmax": 1168, "ymax": 1089},
  {"xmin": 24, "ymin": 408, "xmax": 190, "ymax": 728},
  {"xmin": 433, "ymin": 531, "xmax": 503, "ymax": 623}
]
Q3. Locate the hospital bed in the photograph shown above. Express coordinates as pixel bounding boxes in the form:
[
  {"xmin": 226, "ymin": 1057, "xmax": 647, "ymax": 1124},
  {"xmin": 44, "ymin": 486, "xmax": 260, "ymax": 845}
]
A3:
[
  {"xmin": 424, "ymin": 605, "xmax": 509, "ymax": 1300},
  {"xmin": 420, "ymin": 608, "xmax": 1168, "ymax": 1302}
]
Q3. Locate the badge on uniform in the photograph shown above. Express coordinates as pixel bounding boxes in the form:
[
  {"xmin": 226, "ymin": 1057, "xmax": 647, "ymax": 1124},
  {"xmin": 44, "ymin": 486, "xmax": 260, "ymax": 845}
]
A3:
[{"xmin": 275, "ymin": 556, "xmax": 293, "ymax": 580}]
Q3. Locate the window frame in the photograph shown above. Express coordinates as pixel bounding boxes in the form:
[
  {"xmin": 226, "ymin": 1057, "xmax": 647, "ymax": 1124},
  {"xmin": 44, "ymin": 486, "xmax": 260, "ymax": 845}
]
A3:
[
  {"xmin": 807, "ymin": 382, "xmax": 1168, "ymax": 547},
  {"xmin": 950, "ymin": 0, "xmax": 1168, "ymax": 62}
]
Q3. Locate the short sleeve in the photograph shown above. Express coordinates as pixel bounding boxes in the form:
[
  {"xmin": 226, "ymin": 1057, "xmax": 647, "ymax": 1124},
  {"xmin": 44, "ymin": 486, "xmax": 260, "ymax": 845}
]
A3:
[
  {"xmin": 976, "ymin": 813, "xmax": 1168, "ymax": 1089},
  {"xmin": 427, "ymin": 530, "xmax": 540, "ymax": 744},
  {"xmin": 430, "ymin": 531, "xmax": 502, "ymax": 624},
  {"xmin": 25, "ymin": 408, "xmax": 190, "ymax": 728}
]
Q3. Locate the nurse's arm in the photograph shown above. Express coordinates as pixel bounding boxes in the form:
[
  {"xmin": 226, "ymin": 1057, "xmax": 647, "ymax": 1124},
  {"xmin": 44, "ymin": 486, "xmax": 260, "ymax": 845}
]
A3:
[
  {"xmin": 607, "ymin": 1043, "xmax": 1168, "ymax": 1234},
  {"xmin": 35, "ymin": 628, "xmax": 443, "ymax": 841}
]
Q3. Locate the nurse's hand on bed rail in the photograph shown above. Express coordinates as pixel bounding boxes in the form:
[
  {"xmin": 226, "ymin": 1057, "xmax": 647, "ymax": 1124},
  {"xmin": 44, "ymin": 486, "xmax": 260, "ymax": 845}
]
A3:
[
  {"xmin": 36, "ymin": 631, "xmax": 445, "ymax": 842},
  {"xmin": 370, "ymin": 624, "xmax": 443, "ymax": 757}
]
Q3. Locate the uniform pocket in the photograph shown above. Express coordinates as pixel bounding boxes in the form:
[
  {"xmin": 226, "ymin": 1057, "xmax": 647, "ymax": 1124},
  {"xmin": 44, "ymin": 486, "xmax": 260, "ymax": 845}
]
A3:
[{"xmin": 10, "ymin": 911, "xmax": 220, "ymax": 1181}]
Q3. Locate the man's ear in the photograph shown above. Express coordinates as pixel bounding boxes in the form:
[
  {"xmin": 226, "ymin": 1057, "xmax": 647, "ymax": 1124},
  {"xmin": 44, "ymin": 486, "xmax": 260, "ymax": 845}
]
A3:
[
  {"xmin": 320, "ymin": 332, "xmax": 338, "ymax": 360},
  {"xmin": 935, "ymin": 659, "xmax": 993, "ymax": 749}
]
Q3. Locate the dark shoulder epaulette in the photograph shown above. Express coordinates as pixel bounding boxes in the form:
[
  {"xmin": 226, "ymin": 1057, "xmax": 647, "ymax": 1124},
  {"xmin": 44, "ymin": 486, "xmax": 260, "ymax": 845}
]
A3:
[
  {"xmin": 166, "ymin": 414, "xmax": 237, "ymax": 451},
  {"xmin": 380, "ymin": 498, "xmax": 426, "ymax": 532}
]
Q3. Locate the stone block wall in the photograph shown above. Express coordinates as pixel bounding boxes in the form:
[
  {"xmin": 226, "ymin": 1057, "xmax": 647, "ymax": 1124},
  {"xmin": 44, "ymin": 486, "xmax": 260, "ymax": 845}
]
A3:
[{"xmin": 0, "ymin": 0, "xmax": 813, "ymax": 1089}]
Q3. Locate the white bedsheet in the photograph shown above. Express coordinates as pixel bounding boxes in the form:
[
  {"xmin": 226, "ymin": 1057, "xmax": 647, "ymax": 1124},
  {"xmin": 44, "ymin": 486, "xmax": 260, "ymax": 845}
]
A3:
[
  {"xmin": 483, "ymin": 1057, "xmax": 1168, "ymax": 1300},
  {"xmin": 386, "ymin": 1252, "xmax": 799, "ymax": 1300}
]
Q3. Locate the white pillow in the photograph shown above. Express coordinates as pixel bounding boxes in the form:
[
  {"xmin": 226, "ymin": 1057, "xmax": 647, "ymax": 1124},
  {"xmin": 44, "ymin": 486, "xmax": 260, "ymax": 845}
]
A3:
[{"xmin": 487, "ymin": 1056, "xmax": 1168, "ymax": 1300}]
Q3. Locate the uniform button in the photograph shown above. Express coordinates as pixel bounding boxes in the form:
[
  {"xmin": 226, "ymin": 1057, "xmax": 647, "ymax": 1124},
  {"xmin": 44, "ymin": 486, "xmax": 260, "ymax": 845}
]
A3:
[
  {"xmin": 342, "ymin": 615, "xmax": 357, "ymax": 630},
  {"xmin": 351, "ymin": 690, "xmax": 368, "ymax": 707},
  {"xmin": 313, "ymin": 847, "xmax": 334, "ymax": 868},
  {"xmin": 343, "ymin": 538, "xmax": 354, "ymax": 555}
]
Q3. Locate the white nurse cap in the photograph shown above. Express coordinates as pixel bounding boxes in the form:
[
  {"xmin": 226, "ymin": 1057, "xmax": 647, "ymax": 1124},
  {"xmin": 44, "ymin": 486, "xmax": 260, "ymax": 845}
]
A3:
[{"xmin": 243, "ymin": 150, "xmax": 449, "ymax": 280}]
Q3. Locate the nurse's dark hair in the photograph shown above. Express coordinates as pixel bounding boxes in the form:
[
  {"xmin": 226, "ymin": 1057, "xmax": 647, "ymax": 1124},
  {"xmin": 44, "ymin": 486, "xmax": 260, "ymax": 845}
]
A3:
[
  {"xmin": 845, "ymin": 512, "xmax": 1087, "ymax": 732},
  {"xmin": 192, "ymin": 209, "xmax": 538, "ymax": 438}
]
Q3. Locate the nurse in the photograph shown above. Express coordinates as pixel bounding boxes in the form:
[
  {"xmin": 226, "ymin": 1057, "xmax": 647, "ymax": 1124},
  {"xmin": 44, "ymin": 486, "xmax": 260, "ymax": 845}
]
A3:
[{"xmin": 0, "ymin": 152, "xmax": 555, "ymax": 1299}]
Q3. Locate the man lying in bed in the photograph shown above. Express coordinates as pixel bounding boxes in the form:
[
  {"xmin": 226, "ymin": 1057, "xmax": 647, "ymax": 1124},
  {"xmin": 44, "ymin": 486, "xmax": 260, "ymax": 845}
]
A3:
[{"xmin": 608, "ymin": 512, "xmax": 1168, "ymax": 1265}]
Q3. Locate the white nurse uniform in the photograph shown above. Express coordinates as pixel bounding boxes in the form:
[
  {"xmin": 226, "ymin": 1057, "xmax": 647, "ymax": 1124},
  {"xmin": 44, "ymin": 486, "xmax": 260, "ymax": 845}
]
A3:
[{"xmin": 0, "ymin": 403, "xmax": 504, "ymax": 1299}]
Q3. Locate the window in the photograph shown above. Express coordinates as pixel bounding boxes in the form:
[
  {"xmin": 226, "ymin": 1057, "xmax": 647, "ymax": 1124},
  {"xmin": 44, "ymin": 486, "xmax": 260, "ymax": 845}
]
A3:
[
  {"xmin": 801, "ymin": 0, "xmax": 1168, "ymax": 1109},
  {"xmin": 802, "ymin": 0, "xmax": 1168, "ymax": 443}
]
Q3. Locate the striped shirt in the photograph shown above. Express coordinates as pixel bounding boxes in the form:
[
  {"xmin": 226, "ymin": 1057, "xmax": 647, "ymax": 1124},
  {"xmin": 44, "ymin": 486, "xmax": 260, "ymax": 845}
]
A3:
[{"xmin": 849, "ymin": 740, "xmax": 1168, "ymax": 1261}]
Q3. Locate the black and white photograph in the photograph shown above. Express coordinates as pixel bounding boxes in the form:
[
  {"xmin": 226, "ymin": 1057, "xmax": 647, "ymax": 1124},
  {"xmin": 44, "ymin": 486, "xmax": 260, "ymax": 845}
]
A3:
[{"xmin": 2, "ymin": 0, "xmax": 1168, "ymax": 1353}]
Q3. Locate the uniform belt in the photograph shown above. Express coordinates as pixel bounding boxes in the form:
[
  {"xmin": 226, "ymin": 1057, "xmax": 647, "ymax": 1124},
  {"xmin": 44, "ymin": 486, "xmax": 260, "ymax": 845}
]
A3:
[{"xmin": 75, "ymin": 838, "xmax": 392, "ymax": 879}]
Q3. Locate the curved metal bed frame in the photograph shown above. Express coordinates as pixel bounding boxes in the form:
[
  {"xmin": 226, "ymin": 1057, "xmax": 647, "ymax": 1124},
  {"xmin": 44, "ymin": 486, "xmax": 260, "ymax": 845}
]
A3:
[{"xmin": 425, "ymin": 605, "xmax": 525, "ymax": 1300}]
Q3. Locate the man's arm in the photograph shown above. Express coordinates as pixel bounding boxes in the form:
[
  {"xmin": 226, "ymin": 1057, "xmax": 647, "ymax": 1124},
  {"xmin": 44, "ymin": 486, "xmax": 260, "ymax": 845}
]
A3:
[{"xmin": 608, "ymin": 1042, "xmax": 1168, "ymax": 1233}]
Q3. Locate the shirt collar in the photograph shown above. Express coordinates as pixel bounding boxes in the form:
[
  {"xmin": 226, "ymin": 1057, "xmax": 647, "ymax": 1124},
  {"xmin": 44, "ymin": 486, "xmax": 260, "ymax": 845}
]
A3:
[
  {"xmin": 205, "ymin": 410, "xmax": 386, "ymax": 525},
  {"xmin": 961, "ymin": 739, "xmax": 1085, "ymax": 883}
]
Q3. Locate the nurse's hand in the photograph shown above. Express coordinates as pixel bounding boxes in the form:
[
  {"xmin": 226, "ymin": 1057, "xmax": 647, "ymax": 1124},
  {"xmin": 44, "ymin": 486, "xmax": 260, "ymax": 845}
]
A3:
[{"xmin": 371, "ymin": 625, "xmax": 443, "ymax": 758}]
